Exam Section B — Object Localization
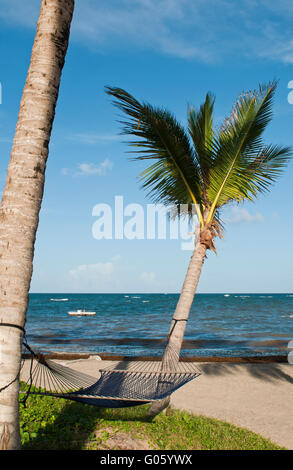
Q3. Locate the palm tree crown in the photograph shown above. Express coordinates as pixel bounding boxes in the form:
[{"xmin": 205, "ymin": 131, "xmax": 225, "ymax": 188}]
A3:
[{"xmin": 105, "ymin": 82, "xmax": 292, "ymax": 251}]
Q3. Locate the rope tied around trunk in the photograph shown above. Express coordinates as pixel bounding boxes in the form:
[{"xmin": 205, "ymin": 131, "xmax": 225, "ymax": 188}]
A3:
[
  {"xmin": 0, "ymin": 323, "xmax": 26, "ymax": 394},
  {"xmin": 168, "ymin": 318, "xmax": 187, "ymax": 340}
]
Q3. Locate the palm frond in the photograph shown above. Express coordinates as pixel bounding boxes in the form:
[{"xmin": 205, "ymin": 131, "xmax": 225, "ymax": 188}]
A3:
[
  {"xmin": 188, "ymin": 92, "xmax": 215, "ymax": 186},
  {"xmin": 206, "ymin": 81, "xmax": 291, "ymax": 223},
  {"xmin": 105, "ymin": 86, "xmax": 205, "ymax": 225}
]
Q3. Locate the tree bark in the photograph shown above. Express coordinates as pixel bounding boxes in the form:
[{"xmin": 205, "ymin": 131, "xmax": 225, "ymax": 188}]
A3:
[
  {"xmin": 0, "ymin": 0, "xmax": 74, "ymax": 450},
  {"xmin": 148, "ymin": 236, "xmax": 207, "ymax": 417}
]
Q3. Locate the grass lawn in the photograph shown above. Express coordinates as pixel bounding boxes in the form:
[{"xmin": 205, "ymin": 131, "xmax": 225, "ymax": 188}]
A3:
[{"xmin": 19, "ymin": 384, "xmax": 283, "ymax": 450}]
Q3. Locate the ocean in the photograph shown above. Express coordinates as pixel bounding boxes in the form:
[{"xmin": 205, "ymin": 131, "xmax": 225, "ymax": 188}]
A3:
[{"xmin": 25, "ymin": 293, "xmax": 293, "ymax": 358}]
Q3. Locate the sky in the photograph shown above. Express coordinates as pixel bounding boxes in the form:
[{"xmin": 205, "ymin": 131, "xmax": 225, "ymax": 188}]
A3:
[{"xmin": 0, "ymin": 0, "xmax": 292, "ymax": 293}]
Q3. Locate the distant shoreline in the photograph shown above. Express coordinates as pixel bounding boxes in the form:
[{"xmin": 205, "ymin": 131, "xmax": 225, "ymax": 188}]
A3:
[{"xmin": 22, "ymin": 351, "xmax": 288, "ymax": 363}]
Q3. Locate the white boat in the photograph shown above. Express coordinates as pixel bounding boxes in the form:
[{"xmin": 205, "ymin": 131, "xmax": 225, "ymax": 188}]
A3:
[{"xmin": 68, "ymin": 309, "xmax": 96, "ymax": 316}]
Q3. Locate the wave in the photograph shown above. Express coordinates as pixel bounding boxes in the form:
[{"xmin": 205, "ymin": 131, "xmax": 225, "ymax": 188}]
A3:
[
  {"xmin": 27, "ymin": 335, "xmax": 289, "ymax": 351},
  {"xmin": 50, "ymin": 298, "xmax": 68, "ymax": 302}
]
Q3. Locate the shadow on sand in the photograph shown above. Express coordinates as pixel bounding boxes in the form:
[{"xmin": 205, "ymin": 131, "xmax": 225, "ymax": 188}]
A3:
[{"xmin": 197, "ymin": 362, "xmax": 293, "ymax": 384}]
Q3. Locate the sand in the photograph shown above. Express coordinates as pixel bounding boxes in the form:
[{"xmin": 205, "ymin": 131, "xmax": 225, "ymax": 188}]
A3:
[
  {"xmin": 20, "ymin": 357, "xmax": 293, "ymax": 449},
  {"xmin": 170, "ymin": 361, "xmax": 293, "ymax": 450}
]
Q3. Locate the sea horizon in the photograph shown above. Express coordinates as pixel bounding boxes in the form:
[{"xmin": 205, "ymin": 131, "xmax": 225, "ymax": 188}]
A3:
[{"xmin": 30, "ymin": 291, "xmax": 293, "ymax": 294}]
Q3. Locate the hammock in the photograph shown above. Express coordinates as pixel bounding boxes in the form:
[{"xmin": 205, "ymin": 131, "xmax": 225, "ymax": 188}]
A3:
[{"xmin": 21, "ymin": 337, "xmax": 201, "ymax": 408}]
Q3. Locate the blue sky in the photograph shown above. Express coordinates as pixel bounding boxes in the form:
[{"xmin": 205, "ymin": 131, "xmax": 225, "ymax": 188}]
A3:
[{"xmin": 0, "ymin": 0, "xmax": 292, "ymax": 293}]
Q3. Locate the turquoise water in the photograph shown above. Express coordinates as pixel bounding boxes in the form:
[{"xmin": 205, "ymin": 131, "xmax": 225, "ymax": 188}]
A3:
[{"xmin": 25, "ymin": 293, "xmax": 293, "ymax": 357}]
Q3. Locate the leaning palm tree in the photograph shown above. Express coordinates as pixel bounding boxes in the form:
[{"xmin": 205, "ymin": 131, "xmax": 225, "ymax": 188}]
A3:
[
  {"xmin": 0, "ymin": 0, "xmax": 74, "ymax": 449},
  {"xmin": 105, "ymin": 82, "xmax": 292, "ymax": 415}
]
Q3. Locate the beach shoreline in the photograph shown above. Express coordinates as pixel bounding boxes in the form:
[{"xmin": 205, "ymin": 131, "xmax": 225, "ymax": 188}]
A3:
[{"xmin": 22, "ymin": 351, "xmax": 288, "ymax": 363}]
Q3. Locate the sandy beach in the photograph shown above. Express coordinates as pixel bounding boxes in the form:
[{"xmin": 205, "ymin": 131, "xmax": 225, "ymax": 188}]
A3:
[{"xmin": 20, "ymin": 356, "xmax": 293, "ymax": 450}]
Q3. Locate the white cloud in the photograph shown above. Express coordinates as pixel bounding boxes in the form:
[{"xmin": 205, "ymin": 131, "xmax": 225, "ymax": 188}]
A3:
[
  {"xmin": 72, "ymin": 0, "xmax": 205, "ymax": 60},
  {"xmin": 68, "ymin": 133, "xmax": 121, "ymax": 145},
  {"xmin": 110, "ymin": 254, "xmax": 121, "ymax": 262},
  {"xmin": 226, "ymin": 207, "xmax": 264, "ymax": 224},
  {"xmin": 2, "ymin": 0, "xmax": 293, "ymax": 63},
  {"xmin": 139, "ymin": 271, "xmax": 156, "ymax": 284},
  {"xmin": 62, "ymin": 158, "xmax": 113, "ymax": 177},
  {"xmin": 77, "ymin": 159, "xmax": 113, "ymax": 176},
  {"xmin": 68, "ymin": 258, "xmax": 160, "ymax": 292},
  {"xmin": 68, "ymin": 256, "xmax": 126, "ymax": 291},
  {"xmin": 69, "ymin": 261, "xmax": 114, "ymax": 284},
  {"xmin": 0, "ymin": 0, "xmax": 39, "ymax": 27}
]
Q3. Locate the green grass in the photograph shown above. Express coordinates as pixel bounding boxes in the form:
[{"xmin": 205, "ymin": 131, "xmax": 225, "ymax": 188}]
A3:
[{"xmin": 19, "ymin": 384, "xmax": 284, "ymax": 450}]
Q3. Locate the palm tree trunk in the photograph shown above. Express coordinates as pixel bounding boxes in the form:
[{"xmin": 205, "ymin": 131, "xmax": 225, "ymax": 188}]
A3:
[
  {"xmin": 148, "ymin": 235, "xmax": 207, "ymax": 417},
  {"xmin": 0, "ymin": 0, "xmax": 74, "ymax": 450}
]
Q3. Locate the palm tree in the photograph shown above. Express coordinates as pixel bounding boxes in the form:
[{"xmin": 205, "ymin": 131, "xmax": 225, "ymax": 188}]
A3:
[
  {"xmin": 105, "ymin": 82, "xmax": 292, "ymax": 416},
  {"xmin": 0, "ymin": 0, "xmax": 74, "ymax": 449}
]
